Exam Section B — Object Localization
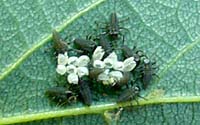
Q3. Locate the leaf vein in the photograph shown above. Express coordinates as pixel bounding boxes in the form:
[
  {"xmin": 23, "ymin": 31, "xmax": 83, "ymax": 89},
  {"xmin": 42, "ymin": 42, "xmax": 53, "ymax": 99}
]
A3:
[{"xmin": 0, "ymin": 0, "xmax": 106, "ymax": 80}]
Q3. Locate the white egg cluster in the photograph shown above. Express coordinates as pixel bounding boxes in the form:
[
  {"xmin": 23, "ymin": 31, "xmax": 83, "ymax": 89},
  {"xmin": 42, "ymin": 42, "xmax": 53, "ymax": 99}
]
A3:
[
  {"xmin": 56, "ymin": 46, "xmax": 136, "ymax": 86},
  {"xmin": 56, "ymin": 52, "xmax": 90, "ymax": 84}
]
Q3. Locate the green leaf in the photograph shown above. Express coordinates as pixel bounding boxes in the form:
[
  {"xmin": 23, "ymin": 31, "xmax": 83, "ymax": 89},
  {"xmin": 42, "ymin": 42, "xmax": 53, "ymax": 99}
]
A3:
[{"xmin": 0, "ymin": 0, "xmax": 200, "ymax": 124}]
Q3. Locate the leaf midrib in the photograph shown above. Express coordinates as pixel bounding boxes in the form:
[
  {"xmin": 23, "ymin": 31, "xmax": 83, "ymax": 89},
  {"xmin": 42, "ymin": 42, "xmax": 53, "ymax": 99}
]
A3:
[{"xmin": 1, "ymin": 96, "xmax": 200, "ymax": 124}]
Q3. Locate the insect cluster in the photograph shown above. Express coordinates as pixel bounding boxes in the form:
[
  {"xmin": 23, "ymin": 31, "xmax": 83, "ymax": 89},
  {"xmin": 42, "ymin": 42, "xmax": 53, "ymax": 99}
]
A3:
[{"xmin": 46, "ymin": 12, "xmax": 158, "ymax": 106}]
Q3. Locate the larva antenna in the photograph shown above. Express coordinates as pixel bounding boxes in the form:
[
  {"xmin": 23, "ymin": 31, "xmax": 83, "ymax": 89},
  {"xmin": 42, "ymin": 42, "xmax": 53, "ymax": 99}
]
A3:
[{"xmin": 114, "ymin": 0, "xmax": 116, "ymax": 13}]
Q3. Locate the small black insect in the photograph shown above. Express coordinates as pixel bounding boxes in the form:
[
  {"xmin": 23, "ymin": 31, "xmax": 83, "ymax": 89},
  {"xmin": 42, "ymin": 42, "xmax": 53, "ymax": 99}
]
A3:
[
  {"xmin": 107, "ymin": 12, "xmax": 120, "ymax": 40},
  {"xmin": 73, "ymin": 38, "xmax": 96, "ymax": 55},
  {"xmin": 46, "ymin": 87, "xmax": 77, "ymax": 105},
  {"xmin": 97, "ymin": 12, "xmax": 128, "ymax": 41},
  {"xmin": 79, "ymin": 78, "xmax": 92, "ymax": 106},
  {"xmin": 52, "ymin": 30, "xmax": 68, "ymax": 55},
  {"xmin": 139, "ymin": 58, "xmax": 157, "ymax": 89},
  {"xmin": 121, "ymin": 45, "xmax": 145, "ymax": 67},
  {"xmin": 89, "ymin": 68, "xmax": 105, "ymax": 80},
  {"xmin": 117, "ymin": 86, "xmax": 140, "ymax": 103},
  {"xmin": 95, "ymin": 34, "xmax": 113, "ymax": 58},
  {"xmin": 106, "ymin": 12, "xmax": 129, "ymax": 41},
  {"xmin": 113, "ymin": 72, "xmax": 131, "ymax": 89},
  {"xmin": 121, "ymin": 45, "xmax": 134, "ymax": 58}
]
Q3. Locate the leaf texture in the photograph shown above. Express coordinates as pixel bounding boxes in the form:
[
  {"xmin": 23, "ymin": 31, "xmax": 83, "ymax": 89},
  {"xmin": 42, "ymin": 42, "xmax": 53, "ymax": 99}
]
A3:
[{"xmin": 0, "ymin": 0, "xmax": 200, "ymax": 124}]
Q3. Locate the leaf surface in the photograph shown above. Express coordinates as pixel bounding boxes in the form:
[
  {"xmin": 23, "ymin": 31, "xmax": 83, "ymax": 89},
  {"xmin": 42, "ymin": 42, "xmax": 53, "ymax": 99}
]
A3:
[{"xmin": 0, "ymin": 0, "xmax": 200, "ymax": 124}]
